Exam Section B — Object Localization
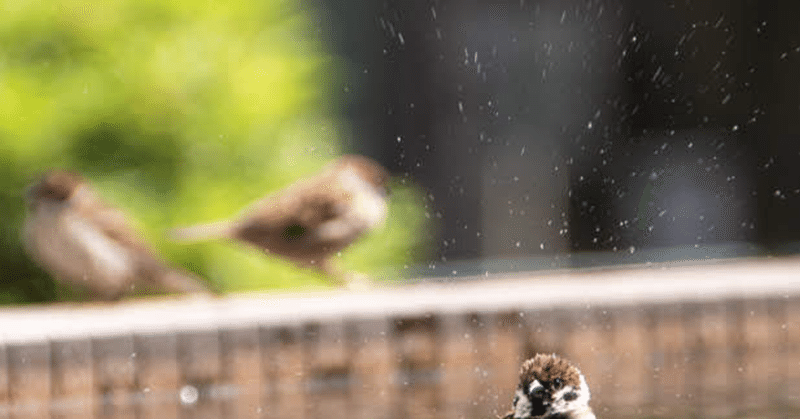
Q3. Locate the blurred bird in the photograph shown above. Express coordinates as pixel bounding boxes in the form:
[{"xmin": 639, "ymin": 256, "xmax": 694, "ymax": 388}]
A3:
[
  {"xmin": 170, "ymin": 155, "xmax": 389, "ymax": 286},
  {"xmin": 23, "ymin": 170, "xmax": 213, "ymax": 301},
  {"xmin": 502, "ymin": 354, "xmax": 596, "ymax": 419}
]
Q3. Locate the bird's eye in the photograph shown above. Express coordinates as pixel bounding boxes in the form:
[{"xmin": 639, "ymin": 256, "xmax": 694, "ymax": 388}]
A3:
[
  {"xmin": 513, "ymin": 395, "xmax": 519, "ymax": 406},
  {"xmin": 563, "ymin": 391, "xmax": 578, "ymax": 401},
  {"xmin": 553, "ymin": 378, "xmax": 563, "ymax": 388}
]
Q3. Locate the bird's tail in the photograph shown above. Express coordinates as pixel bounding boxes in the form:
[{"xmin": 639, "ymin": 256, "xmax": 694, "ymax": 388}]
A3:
[
  {"xmin": 157, "ymin": 269, "xmax": 218, "ymax": 296},
  {"xmin": 170, "ymin": 220, "xmax": 233, "ymax": 243}
]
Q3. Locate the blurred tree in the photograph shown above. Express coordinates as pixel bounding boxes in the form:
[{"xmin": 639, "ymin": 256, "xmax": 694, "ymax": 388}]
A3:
[{"xmin": 0, "ymin": 0, "xmax": 429, "ymax": 302}]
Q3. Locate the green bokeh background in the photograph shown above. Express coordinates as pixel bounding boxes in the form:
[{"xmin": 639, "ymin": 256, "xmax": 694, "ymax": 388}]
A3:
[{"xmin": 0, "ymin": 0, "xmax": 430, "ymax": 303}]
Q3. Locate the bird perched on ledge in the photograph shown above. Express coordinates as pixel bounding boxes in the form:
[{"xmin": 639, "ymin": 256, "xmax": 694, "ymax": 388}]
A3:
[
  {"xmin": 23, "ymin": 170, "xmax": 213, "ymax": 301},
  {"xmin": 502, "ymin": 354, "xmax": 596, "ymax": 419},
  {"xmin": 170, "ymin": 155, "xmax": 389, "ymax": 287}
]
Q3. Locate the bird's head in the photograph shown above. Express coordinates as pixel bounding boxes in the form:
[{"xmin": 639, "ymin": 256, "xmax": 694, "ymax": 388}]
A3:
[
  {"xmin": 25, "ymin": 170, "xmax": 85, "ymax": 208},
  {"xmin": 336, "ymin": 155, "xmax": 390, "ymax": 195},
  {"xmin": 507, "ymin": 354, "xmax": 593, "ymax": 419}
]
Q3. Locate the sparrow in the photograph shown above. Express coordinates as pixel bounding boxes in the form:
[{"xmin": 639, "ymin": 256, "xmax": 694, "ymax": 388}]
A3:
[
  {"xmin": 502, "ymin": 354, "xmax": 597, "ymax": 419},
  {"xmin": 22, "ymin": 170, "xmax": 213, "ymax": 301},
  {"xmin": 170, "ymin": 155, "xmax": 389, "ymax": 285}
]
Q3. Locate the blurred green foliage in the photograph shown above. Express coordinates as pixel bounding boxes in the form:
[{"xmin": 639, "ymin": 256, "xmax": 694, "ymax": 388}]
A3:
[{"xmin": 0, "ymin": 0, "xmax": 430, "ymax": 303}]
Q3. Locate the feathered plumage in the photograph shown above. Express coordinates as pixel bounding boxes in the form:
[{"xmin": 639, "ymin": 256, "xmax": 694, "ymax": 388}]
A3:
[
  {"xmin": 170, "ymin": 155, "xmax": 389, "ymax": 285},
  {"xmin": 502, "ymin": 354, "xmax": 596, "ymax": 419},
  {"xmin": 23, "ymin": 170, "xmax": 213, "ymax": 301}
]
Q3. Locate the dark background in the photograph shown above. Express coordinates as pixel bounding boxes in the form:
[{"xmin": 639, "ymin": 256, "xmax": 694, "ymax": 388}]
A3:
[{"xmin": 314, "ymin": 0, "xmax": 800, "ymax": 264}]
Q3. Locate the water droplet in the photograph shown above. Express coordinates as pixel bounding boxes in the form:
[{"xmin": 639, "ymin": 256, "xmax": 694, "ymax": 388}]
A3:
[{"xmin": 179, "ymin": 385, "xmax": 199, "ymax": 405}]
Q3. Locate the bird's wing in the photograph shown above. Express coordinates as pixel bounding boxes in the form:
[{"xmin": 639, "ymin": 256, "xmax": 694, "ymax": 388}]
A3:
[
  {"xmin": 245, "ymin": 173, "xmax": 349, "ymax": 229},
  {"xmin": 84, "ymin": 204, "xmax": 156, "ymax": 255},
  {"xmin": 235, "ymin": 176, "xmax": 350, "ymax": 253},
  {"xmin": 65, "ymin": 214, "xmax": 135, "ymax": 282},
  {"xmin": 82, "ymin": 200, "xmax": 213, "ymax": 295}
]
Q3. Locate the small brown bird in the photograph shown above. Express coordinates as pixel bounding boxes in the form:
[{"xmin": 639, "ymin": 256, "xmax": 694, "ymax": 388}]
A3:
[
  {"xmin": 502, "ymin": 354, "xmax": 597, "ymax": 419},
  {"xmin": 170, "ymin": 155, "xmax": 389, "ymax": 285},
  {"xmin": 23, "ymin": 170, "xmax": 213, "ymax": 301}
]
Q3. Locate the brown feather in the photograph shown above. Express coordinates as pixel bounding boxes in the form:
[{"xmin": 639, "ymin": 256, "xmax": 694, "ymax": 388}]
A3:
[
  {"xmin": 23, "ymin": 170, "xmax": 213, "ymax": 301},
  {"xmin": 519, "ymin": 354, "xmax": 581, "ymax": 390},
  {"xmin": 170, "ymin": 155, "xmax": 389, "ymax": 281}
]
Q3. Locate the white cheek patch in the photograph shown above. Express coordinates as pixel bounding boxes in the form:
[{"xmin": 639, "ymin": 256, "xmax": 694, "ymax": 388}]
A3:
[
  {"xmin": 512, "ymin": 389, "xmax": 532, "ymax": 419},
  {"xmin": 550, "ymin": 385, "xmax": 576, "ymax": 413},
  {"xmin": 549, "ymin": 373, "xmax": 592, "ymax": 415}
]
